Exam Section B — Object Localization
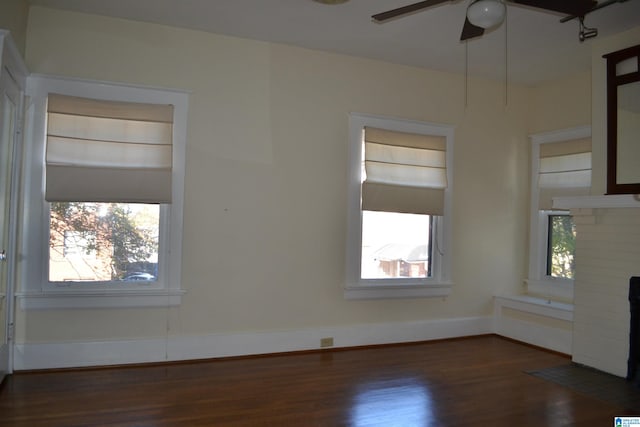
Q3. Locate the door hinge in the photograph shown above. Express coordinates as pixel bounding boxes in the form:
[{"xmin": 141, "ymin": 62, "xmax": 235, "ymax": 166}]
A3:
[{"xmin": 7, "ymin": 322, "xmax": 14, "ymax": 342}]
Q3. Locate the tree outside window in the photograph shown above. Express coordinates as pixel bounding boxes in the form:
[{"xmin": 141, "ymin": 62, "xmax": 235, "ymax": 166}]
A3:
[
  {"xmin": 49, "ymin": 202, "xmax": 159, "ymax": 282},
  {"xmin": 547, "ymin": 215, "xmax": 576, "ymax": 279}
]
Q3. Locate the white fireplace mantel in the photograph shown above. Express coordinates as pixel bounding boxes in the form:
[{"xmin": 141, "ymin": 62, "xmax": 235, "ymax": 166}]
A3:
[
  {"xmin": 553, "ymin": 194, "xmax": 640, "ymax": 210},
  {"xmin": 559, "ymin": 193, "xmax": 640, "ymax": 377}
]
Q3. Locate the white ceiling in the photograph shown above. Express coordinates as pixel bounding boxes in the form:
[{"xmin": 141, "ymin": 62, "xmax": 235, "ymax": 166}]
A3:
[{"xmin": 27, "ymin": 0, "xmax": 640, "ymax": 86}]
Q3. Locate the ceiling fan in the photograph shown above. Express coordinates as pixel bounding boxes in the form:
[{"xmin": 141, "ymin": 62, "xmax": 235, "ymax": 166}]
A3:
[{"xmin": 372, "ymin": 0, "xmax": 598, "ymax": 41}]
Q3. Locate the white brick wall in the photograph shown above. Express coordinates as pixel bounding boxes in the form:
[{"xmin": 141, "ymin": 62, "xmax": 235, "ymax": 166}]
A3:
[{"xmin": 572, "ymin": 207, "xmax": 640, "ymax": 377}]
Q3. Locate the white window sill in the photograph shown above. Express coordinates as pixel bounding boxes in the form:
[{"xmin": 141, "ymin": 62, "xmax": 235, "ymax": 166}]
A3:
[
  {"xmin": 525, "ymin": 278, "xmax": 574, "ymax": 302},
  {"xmin": 344, "ymin": 282, "xmax": 452, "ymax": 300},
  {"xmin": 494, "ymin": 294, "xmax": 574, "ymax": 321},
  {"xmin": 16, "ymin": 289, "xmax": 186, "ymax": 310}
]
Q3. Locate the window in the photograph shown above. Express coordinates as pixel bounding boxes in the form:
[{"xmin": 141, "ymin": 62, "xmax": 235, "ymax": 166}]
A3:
[
  {"xmin": 527, "ymin": 126, "xmax": 591, "ymax": 301},
  {"xmin": 51, "ymin": 202, "xmax": 159, "ymax": 282},
  {"xmin": 361, "ymin": 211, "xmax": 432, "ymax": 279},
  {"xmin": 546, "ymin": 214, "xmax": 576, "ymax": 280},
  {"xmin": 19, "ymin": 75, "xmax": 188, "ymax": 309},
  {"xmin": 346, "ymin": 113, "xmax": 453, "ymax": 300}
]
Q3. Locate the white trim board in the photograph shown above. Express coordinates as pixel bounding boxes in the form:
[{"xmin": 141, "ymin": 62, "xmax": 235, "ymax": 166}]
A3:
[
  {"xmin": 14, "ymin": 316, "xmax": 492, "ymax": 370},
  {"xmin": 494, "ymin": 316, "xmax": 572, "ymax": 355},
  {"xmin": 494, "ymin": 295, "xmax": 574, "ymax": 321},
  {"xmin": 553, "ymin": 194, "xmax": 640, "ymax": 209},
  {"xmin": 494, "ymin": 295, "xmax": 574, "ymax": 355}
]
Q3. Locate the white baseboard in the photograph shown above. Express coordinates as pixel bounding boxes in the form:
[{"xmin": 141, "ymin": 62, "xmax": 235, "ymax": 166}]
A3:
[
  {"xmin": 13, "ymin": 316, "xmax": 492, "ymax": 370},
  {"xmin": 0, "ymin": 343, "xmax": 9, "ymax": 373}
]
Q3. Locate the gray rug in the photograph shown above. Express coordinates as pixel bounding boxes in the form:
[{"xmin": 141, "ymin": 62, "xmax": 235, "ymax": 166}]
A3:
[{"xmin": 527, "ymin": 363, "xmax": 640, "ymax": 412}]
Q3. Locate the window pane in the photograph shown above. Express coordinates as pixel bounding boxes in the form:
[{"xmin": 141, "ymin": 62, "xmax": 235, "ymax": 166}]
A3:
[
  {"xmin": 361, "ymin": 211, "xmax": 431, "ymax": 279},
  {"xmin": 49, "ymin": 202, "xmax": 159, "ymax": 282},
  {"xmin": 547, "ymin": 215, "xmax": 576, "ymax": 279}
]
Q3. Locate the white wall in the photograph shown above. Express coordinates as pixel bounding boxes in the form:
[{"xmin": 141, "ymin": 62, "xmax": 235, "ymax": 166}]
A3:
[
  {"xmin": 16, "ymin": 6, "xmax": 536, "ymax": 368},
  {"xmin": 0, "ymin": 0, "xmax": 29, "ymax": 56},
  {"xmin": 529, "ymin": 71, "xmax": 591, "ymax": 134},
  {"xmin": 615, "ymin": 105, "xmax": 640, "ymax": 184}
]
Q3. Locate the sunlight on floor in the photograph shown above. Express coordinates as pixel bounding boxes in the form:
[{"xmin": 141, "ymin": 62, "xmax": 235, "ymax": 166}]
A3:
[{"xmin": 350, "ymin": 377, "xmax": 435, "ymax": 426}]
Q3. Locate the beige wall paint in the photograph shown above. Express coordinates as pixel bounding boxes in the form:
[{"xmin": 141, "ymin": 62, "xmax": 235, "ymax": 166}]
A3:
[
  {"xmin": 529, "ymin": 71, "xmax": 591, "ymax": 135},
  {"xmin": 0, "ymin": 0, "xmax": 29, "ymax": 55},
  {"xmin": 19, "ymin": 6, "xmax": 533, "ymax": 344}
]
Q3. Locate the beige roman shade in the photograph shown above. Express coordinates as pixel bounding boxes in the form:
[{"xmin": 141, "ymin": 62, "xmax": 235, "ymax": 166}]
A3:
[
  {"xmin": 45, "ymin": 94, "xmax": 174, "ymax": 203},
  {"xmin": 538, "ymin": 138, "xmax": 592, "ymax": 210},
  {"xmin": 362, "ymin": 127, "xmax": 447, "ymax": 215}
]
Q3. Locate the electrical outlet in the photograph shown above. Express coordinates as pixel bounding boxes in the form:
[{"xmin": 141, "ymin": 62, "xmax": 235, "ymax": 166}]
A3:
[{"xmin": 320, "ymin": 337, "xmax": 334, "ymax": 348}]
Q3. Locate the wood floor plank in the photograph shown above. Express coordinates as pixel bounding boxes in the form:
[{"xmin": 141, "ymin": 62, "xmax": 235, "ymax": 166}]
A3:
[{"xmin": 0, "ymin": 336, "xmax": 631, "ymax": 426}]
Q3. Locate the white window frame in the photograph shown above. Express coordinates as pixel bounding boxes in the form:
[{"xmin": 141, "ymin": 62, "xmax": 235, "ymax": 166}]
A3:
[
  {"xmin": 17, "ymin": 74, "xmax": 188, "ymax": 309},
  {"xmin": 345, "ymin": 113, "xmax": 453, "ymax": 300},
  {"xmin": 527, "ymin": 126, "xmax": 590, "ymax": 301}
]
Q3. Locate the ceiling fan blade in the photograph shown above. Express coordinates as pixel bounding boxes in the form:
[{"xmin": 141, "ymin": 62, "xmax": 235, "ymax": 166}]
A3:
[
  {"xmin": 508, "ymin": 0, "xmax": 597, "ymax": 17},
  {"xmin": 372, "ymin": 0, "xmax": 451, "ymax": 23},
  {"xmin": 460, "ymin": 16, "xmax": 484, "ymax": 41}
]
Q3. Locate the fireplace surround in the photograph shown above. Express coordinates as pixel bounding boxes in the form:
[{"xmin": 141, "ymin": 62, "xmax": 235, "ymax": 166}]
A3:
[{"xmin": 553, "ymin": 195, "xmax": 640, "ymax": 377}]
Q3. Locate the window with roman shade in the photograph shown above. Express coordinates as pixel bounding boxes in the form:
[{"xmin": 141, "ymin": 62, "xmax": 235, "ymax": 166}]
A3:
[
  {"xmin": 45, "ymin": 94, "xmax": 174, "ymax": 203},
  {"xmin": 362, "ymin": 127, "xmax": 447, "ymax": 216},
  {"xmin": 347, "ymin": 113, "xmax": 453, "ymax": 299},
  {"xmin": 527, "ymin": 126, "xmax": 590, "ymax": 301},
  {"xmin": 537, "ymin": 137, "xmax": 592, "ymax": 210},
  {"xmin": 21, "ymin": 75, "xmax": 188, "ymax": 309}
]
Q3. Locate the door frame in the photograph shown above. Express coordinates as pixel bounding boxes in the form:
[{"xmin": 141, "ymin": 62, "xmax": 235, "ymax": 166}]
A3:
[{"xmin": 0, "ymin": 30, "xmax": 28, "ymax": 380}]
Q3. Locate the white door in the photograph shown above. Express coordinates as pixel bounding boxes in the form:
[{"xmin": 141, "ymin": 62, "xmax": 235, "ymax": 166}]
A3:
[{"xmin": 0, "ymin": 67, "xmax": 21, "ymax": 382}]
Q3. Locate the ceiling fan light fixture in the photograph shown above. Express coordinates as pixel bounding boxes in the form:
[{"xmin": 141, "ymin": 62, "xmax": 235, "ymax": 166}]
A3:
[{"xmin": 467, "ymin": 0, "xmax": 506, "ymax": 29}]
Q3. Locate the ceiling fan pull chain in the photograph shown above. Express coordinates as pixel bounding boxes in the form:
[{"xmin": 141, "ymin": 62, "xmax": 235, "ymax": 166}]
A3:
[
  {"xmin": 465, "ymin": 41, "xmax": 469, "ymax": 108},
  {"xmin": 504, "ymin": 5, "xmax": 508, "ymax": 107}
]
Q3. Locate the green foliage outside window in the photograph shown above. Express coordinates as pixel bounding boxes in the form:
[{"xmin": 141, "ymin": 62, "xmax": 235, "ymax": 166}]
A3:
[{"xmin": 547, "ymin": 215, "xmax": 576, "ymax": 279}]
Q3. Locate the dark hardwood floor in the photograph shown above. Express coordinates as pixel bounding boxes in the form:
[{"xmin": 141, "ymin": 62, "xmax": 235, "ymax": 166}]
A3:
[{"xmin": 0, "ymin": 335, "xmax": 632, "ymax": 426}]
